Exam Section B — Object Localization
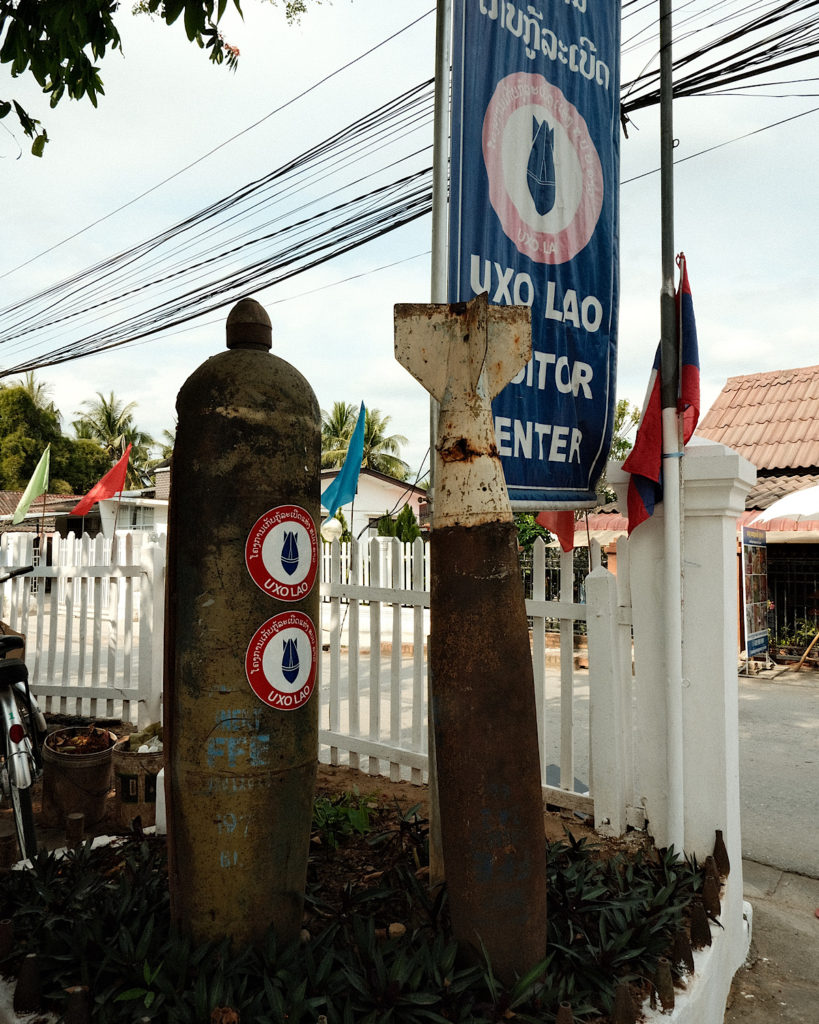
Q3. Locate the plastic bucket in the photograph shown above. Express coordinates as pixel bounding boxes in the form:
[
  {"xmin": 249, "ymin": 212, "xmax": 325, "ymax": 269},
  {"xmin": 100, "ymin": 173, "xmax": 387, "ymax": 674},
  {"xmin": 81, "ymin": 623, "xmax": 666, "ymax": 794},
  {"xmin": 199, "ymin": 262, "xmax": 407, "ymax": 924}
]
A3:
[
  {"xmin": 111, "ymin": 744, "xmax": 164, "ymax": 829},
  {"xmin": 41, "ymin": 728, "xmax": 117, "ymax": 828}
]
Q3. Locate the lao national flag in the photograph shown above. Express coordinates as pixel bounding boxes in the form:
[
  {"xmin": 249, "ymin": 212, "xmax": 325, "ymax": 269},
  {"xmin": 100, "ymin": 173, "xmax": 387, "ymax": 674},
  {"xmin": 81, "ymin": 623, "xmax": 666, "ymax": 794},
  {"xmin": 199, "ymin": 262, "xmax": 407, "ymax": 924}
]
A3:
[
  {"xmin": 623, "ymin": 255, "xmax": 700, "ymax": 534},
  {"xmin": 677, "ymin": 256, "xmax": 700, "ymax": 444}
]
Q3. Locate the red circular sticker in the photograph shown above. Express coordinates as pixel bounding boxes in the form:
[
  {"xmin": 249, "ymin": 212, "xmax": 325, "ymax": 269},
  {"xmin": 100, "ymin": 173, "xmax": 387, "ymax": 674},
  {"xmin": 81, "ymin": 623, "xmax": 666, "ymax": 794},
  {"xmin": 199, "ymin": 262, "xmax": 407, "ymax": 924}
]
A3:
[
  {"xmin": 245, "ymin": 611, "xmax": 317, "ymax": 711},
  {"xmin": 482, "ymin": 73, "xmax": 604, "ymax": 265},
  {"xmin": 245, "ymin": 505, "xmax": 318, "ymax": 602}
]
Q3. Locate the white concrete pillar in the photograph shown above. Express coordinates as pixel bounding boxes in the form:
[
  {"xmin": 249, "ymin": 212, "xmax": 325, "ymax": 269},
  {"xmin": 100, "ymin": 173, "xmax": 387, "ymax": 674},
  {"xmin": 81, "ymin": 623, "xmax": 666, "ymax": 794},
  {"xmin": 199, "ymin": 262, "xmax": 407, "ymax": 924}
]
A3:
[
  {"xmin": 609, "ymin": 438, "xmax": 756, "ymax": 1011},
  {"xmin": 609, "ymin": 439, "xmax": 755, "ymax": 861},
  {"xmin": 677, "ymin": 440, "xmax": 755, "ymax": 864}
]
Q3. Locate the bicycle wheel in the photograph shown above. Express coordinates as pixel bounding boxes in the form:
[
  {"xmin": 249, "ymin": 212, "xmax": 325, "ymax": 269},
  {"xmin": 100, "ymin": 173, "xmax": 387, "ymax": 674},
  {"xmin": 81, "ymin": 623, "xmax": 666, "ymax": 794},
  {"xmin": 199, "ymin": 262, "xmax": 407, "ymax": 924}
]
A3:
[{"xmin": 10, "ymin": 784, "xmax": 36, "ymax": 862}]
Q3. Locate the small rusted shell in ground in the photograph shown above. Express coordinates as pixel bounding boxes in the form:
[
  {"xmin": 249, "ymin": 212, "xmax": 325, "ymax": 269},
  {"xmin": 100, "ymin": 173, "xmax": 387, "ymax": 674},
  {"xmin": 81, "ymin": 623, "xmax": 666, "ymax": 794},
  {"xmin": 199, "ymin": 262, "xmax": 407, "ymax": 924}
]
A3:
[
  {"xmin": 64, "ymin": 984, "xmax": 92, "ymax": 1024},
  {"xmin": 689, "ymin": 901, "xmax": 713, "ymax": 948},
  {"xmin": 654, "ymin": 957, "xmax": 675, "ymax": 1011},
  {"xmin": 704, "ymin": 854, "xmax": 720, "ymax": 887},
  {"xmin": 713, "ymin": 829, "xmax": 731, "ymax": 877},
  {"xmin": 0, "ymin": 919, "xmax": 12, "ymax": 960},
  {"xmin": 612, "ymin": 982, "xmax": 636, "ymax": 1024},
  {"xmin": 555, "ymin": 1001, "xmax": 574, "ymax": 1024},
  {"xmin": 702, "ymin": 872, "xmax": 722, "ymax": 917},
  {"xmin": 14, "ymin": 953, "xmax": 42, "ymax": 1013},
  {"xmin": 672, "ymin": 927, "xmax": 696, "ymax": 974}
]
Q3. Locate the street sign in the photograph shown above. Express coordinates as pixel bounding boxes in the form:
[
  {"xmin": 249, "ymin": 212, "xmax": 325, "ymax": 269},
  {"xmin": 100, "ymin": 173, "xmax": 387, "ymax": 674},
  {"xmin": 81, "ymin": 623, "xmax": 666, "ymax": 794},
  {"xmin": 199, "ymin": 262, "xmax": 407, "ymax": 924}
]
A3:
[{"xmin": 449, "ymin": 0, "xmax": 621, "ymax": 506}]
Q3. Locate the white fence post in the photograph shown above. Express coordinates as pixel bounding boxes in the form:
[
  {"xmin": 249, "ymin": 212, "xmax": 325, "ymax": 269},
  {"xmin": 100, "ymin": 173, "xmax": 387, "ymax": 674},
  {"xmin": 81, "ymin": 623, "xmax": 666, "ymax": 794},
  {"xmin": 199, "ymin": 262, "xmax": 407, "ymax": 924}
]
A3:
[
  {"xmin": 558, "ymin": 547, "xmax": 575, "ymax": 791},
  {"xmin": 614, "ymin": 535, "xmax": 637, "ymax": 826},
  {"xmin": 326, "ymin": 538, "xmax": 342, "ymax": 766},
  {"xmin": 347, "ymin": 537, "xmax": 362, "ymax": 771},
  {"xmin": 531, "ymin": 538, "xmax": 547, "ymax": 780},
  {"xmin": 585, "ymin": 565, "xmax": 627, "ymax": 836},
  {"xmin": 367, "ymin": 537, "xmax": 382, "ymax": 775},
  {"xmin": 138, "ymin": 538, "xmax": 165, "ymax": 728}
]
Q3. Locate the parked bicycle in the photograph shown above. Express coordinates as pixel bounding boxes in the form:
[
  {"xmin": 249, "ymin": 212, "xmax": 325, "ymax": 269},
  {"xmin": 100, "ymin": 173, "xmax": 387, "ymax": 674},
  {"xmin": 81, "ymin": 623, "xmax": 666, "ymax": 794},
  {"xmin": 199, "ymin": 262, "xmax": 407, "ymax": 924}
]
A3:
[{"xmin": 0, "ymin": 566, "xmax": 48, "ymax": 861}]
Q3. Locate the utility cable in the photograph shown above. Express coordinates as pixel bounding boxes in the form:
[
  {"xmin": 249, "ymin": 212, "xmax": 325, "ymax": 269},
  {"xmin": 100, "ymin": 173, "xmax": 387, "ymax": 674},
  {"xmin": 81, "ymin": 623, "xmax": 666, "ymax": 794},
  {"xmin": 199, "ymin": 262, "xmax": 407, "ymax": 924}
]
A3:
[{"xmin": 0, "ymin": 6, "xmax": 436, "ymax": 283}]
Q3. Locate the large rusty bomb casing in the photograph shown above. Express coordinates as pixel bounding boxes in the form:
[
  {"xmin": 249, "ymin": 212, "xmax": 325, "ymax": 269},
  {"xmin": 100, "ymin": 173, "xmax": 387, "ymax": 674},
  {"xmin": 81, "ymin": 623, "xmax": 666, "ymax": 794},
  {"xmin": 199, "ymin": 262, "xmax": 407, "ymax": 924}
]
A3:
[
  {"xmin": 165, "ymin": 298, "xmax": 320, "ymax": 948},
  {"xmin": 395, "ymin": 295, "xmax": 547, "ymax": 983},
  {"xmin": 430, "ymin": 519, "xmax": 548, "ymax": 981}
]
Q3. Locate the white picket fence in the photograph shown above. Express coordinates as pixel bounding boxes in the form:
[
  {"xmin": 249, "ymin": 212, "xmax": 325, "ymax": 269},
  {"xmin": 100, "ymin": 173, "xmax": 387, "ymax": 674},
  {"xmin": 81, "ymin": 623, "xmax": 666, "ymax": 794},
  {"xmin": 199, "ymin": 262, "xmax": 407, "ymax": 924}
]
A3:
[
  {"xmin": 0, "ymin": 531, "xmax": 164, "ymax": 727},
  {"xmin": 319, "ymin": 535, "xmax": 641, "ymax": 830},
  {"xmin": 0, "ymin": 529, "xmax": 640, "ymax": 832}
]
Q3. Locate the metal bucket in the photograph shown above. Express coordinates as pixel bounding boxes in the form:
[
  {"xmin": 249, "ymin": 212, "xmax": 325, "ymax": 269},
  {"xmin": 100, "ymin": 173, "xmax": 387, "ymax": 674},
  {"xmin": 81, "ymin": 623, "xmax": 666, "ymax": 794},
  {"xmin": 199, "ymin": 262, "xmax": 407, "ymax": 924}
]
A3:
[
  {"xmin": 111, "ymin": 744, "xmax": 164, "ymax": 830},
  {"xmin": 41, "ymin": 728, "xmax": 117, "ymax": 828}
]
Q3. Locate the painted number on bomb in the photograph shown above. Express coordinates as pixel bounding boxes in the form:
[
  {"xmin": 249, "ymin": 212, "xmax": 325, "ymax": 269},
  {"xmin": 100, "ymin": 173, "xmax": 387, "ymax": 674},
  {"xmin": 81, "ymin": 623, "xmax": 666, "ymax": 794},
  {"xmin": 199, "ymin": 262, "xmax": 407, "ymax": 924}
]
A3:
[
  {"xmin": 245, "ymin": 505, "xmax": 318, "ymax": 601},
  {"xmin": 245, "ymin": 611, "xmax": 317, "ymax": 711}
]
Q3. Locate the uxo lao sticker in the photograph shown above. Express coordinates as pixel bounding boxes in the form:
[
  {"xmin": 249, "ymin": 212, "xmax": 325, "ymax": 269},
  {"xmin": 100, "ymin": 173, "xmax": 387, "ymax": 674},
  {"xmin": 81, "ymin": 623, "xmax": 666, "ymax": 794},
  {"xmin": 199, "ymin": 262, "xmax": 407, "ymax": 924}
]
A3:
[
  {"xmin": 245, "ymin": 504, "xmax": 318, "ymax": 601},
  {"xmin": 245, "ymin": 611, "xmax": 317, "ymax": 711}
]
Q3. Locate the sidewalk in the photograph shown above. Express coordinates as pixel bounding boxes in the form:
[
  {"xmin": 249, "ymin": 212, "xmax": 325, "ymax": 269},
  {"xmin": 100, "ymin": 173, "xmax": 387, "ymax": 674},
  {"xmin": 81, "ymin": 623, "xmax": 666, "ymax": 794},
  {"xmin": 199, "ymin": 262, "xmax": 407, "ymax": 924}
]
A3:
[{"xmin": 725, "ymin": 860, "xmax": 819, "ymax": 1023}]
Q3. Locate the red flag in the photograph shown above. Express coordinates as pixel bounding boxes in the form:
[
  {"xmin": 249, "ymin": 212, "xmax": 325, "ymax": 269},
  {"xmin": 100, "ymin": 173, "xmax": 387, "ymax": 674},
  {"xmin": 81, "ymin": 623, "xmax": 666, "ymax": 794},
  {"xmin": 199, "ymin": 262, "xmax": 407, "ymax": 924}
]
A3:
[
  {"xmin": 622, "ymin": 254, "xmax": 700, "ymax": 534},
  {"xmin": 536, "ymin": 510, "xmax": 575, "ymax": 553},
  {"xmin": 71, "ymin": 445, "xmax": 132, "ymax": 516}
]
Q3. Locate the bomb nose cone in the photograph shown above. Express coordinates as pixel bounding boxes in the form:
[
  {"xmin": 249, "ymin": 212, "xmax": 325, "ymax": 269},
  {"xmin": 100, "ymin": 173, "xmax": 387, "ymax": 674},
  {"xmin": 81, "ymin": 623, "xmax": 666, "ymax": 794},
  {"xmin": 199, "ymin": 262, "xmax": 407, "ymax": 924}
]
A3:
[{"xmin": 226, "ymin": 297, "xmax": 272, "ymax": 351}]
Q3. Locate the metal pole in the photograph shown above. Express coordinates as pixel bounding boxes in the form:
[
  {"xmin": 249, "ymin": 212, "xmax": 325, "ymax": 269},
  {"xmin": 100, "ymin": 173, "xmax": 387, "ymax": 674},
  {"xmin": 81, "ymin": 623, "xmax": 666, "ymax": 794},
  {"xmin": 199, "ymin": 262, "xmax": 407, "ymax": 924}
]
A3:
[
  {"xmin": 659, "ymin": 0, "xmax": 685, "ymax": 855},
  {"xmin": 427, "ymin": 0, "xmax": 452, "ymax": 887},
  {"xmin": 430, "ymin": 0, "xmax": 451, "ymax": 307},
  {"xmin": 429, "ymin": 0, "xmax": 451, "ymax": 514}
]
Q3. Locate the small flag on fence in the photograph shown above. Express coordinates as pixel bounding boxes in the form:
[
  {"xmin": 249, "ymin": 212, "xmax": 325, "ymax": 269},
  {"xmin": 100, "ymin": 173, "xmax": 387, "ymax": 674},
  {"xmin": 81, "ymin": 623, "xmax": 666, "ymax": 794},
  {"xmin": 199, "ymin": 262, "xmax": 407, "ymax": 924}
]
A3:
[
  {"xmin": 536, "ymin": 510, "xmax": 576, "ymax": 552},
  {"xmin": 321, "ymin": 403, "xmax": 366, "ymax": 520},
  {"xmin": 71, "ymin": 444, "xmax": 132, "ymax": 516},
  {"xmin": 12, "ymin": 444, "xmax": 50, "ymax": 524},
  {"xmin": 623, "ymin": 254, "xmax": 700, "ymax": 534}
]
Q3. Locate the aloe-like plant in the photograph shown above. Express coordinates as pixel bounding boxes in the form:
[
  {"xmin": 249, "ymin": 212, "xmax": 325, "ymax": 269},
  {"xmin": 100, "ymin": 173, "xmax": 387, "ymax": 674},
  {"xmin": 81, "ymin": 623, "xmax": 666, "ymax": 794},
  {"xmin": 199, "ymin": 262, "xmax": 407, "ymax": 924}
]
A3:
[{"xmin": 0, "ymin": 798, "xmax": 707, "ymax": 1022}]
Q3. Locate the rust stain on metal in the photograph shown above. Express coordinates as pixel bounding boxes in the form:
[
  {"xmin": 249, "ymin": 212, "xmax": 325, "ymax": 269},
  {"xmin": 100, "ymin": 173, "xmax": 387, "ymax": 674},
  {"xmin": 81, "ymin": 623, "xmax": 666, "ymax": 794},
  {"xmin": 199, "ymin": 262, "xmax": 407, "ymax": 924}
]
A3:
[
  {"xmin": 439, "ymin": 438, "xmax": 499, "ymax": 463},
  {"xmin": 440, "ymin": 438, "xmax": 479, "ymax": 462},
  {"xmin": 429, "ymin": 519, "xmax": 547, "ymax": 981}
]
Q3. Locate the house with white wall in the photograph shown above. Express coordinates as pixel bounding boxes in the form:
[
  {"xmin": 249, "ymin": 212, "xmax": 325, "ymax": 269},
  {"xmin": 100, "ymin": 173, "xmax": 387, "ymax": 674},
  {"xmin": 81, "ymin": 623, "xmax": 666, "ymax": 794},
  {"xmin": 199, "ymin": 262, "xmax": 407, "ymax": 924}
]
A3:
[{"xmin": 320, "ymin": 467, "xmax": 427, "ymax": 540}]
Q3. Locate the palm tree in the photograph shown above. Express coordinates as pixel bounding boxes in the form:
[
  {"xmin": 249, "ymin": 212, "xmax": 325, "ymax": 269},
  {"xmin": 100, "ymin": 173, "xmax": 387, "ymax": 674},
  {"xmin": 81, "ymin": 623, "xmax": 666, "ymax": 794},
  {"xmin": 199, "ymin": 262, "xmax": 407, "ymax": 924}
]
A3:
[
  {"xmin": 72, "ymin": 391, "xmax": 155, "ymax": 487},
  {"xmin": 321, "ymin": 401, "xmax": 357, "ymax": 469},
  {"xmin": 321, "ymin": 403, "xmax": 409, "ymax": 479},
  {"xmin": 11, "ymin": 372, "xmax": 61, "ymax": 424},
  {"xmin": 158, "ymin": 425, "xmax": 176, "ymax": 460},
  {"xmin": 360, "ymin": 408, "xmax": 409, "ymax": 479}
]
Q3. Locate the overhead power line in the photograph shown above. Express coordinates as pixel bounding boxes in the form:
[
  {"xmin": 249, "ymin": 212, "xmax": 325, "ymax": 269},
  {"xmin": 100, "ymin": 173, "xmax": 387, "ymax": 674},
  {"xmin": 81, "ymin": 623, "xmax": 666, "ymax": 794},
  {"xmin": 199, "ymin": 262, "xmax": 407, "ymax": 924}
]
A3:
[
  {"xmin": 621, "ymin": 0, "xmax": 819, "ymax": 114},
  {"xmin": 2, "ymin": 1, "xmax": 818, "ymax": 375},
  {"xmin": 0, "ymin": 6, "xmax": 437, "ymax": 284}
]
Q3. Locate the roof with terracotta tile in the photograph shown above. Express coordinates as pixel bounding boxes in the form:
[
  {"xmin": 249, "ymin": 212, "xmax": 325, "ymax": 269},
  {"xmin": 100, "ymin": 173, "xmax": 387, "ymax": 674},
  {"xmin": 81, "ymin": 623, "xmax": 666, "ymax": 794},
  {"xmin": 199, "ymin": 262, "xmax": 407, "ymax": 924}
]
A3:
[
  {"xmin": 0, "ymin": 492, "xmax": 82, "ymax": 516},
  {"xmin": 696, "ymin": 365, "xmax": 819, "ymax": 472},
  {"xmin": 745, "ymin": 473, "xmax": 819, "ymax": 510}
]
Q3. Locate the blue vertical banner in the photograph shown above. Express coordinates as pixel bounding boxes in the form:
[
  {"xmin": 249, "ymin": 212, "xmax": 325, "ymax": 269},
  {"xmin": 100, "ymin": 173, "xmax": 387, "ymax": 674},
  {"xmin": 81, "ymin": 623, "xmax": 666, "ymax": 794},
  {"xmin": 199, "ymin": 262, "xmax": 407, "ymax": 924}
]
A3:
[{"xmin": 449, "ymin": 0, "xmax": 621, "ymax": 506}]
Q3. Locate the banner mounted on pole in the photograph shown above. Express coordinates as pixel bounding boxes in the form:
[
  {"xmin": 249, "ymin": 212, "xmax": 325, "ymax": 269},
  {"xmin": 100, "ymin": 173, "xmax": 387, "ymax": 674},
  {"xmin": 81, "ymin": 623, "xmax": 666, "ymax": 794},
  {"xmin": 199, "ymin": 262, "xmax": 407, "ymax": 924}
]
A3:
[{"xmin": 448, "ymin": 0, "xmax": 621, "ymax": 507}]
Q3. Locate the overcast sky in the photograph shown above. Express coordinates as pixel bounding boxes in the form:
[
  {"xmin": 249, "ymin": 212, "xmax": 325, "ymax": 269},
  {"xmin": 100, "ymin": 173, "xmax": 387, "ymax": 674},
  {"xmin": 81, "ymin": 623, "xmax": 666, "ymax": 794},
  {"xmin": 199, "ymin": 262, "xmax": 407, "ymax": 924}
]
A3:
[{"xmin": 2, "ymin": 0, "xmax": 817, "ymax": 478}]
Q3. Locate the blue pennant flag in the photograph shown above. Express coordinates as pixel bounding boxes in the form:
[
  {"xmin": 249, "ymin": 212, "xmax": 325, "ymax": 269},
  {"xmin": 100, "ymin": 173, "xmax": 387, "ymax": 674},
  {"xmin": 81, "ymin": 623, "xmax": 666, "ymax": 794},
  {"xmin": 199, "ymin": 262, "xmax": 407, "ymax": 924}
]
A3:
[{"xmin": 321, "ymin": 402, "xmax": 366, "ymax": 520}]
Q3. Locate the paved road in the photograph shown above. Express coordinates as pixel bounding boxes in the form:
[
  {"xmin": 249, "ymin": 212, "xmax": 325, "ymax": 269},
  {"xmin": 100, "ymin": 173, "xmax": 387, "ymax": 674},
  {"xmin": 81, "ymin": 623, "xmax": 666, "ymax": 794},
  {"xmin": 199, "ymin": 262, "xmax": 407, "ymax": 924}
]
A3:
[{"xmin": 737, "ymin": 670, "xmax": 819, "ymax": 878}]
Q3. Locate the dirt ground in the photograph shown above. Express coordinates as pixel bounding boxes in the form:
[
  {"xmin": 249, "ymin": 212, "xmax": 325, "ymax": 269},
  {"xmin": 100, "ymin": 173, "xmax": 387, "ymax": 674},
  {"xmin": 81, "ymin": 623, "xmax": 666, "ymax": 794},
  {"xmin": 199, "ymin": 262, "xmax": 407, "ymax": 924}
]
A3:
[
  {"xmin": 0, "ymin": 757, "xmax": 604, "ymax": 859},
  {"xmin": 313, "ymin": 762, "xmax": 605, "ymax": 846}
]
